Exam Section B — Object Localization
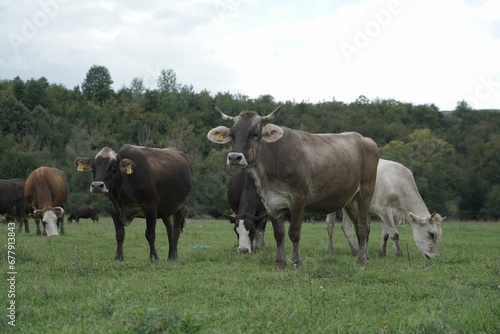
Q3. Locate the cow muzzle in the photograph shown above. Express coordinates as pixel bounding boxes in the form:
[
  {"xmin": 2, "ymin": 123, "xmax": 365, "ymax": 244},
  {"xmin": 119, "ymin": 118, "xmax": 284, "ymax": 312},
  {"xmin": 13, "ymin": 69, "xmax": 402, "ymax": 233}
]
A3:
[
  {"xmin": 227, "ymin": 152, "xmax": 248, "ymax": 167},
  {"xmin": 90, "ymin": 181, "xmax": 109, "ymax": 193}
]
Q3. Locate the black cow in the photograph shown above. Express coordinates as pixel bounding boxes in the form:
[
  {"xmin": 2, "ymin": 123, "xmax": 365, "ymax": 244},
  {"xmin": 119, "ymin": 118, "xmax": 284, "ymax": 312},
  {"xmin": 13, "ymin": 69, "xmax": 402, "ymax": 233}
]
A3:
[
  {"xmin": 0, "ymin": 178, "xmax": 29, "ymax": 233},
  {"xmin": 225, "ymin": 170, "xmax": 268, "ymax": 253},
  {"xmin": 68, "ymin": 205, "xmax": 99, "ymax": 224},
  {"xmin": 208, "ymin": 107, "xmax": 379, "ymax": 269},
  {"xmin": 75, "ymin": 144, "xmax": 193, "ymax": 261}
]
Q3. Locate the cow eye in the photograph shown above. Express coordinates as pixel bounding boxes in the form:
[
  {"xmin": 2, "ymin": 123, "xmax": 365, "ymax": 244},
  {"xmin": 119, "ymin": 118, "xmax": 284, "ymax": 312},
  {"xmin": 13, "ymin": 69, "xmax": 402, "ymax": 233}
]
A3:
[{"xmin": 428, "ymin": 232, "xmax": 436, "ymax": 240}]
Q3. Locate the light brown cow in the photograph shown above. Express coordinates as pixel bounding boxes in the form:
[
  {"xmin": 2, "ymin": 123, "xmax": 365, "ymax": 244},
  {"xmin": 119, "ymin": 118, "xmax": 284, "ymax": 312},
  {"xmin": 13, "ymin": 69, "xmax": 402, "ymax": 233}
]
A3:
[
  {"xmin": 208, "ymin": 107, "xmax": 379, "ymax": 268},
  {"xmin": 24, "ymin": 167, "xmax": 68, "ymax": 236}
]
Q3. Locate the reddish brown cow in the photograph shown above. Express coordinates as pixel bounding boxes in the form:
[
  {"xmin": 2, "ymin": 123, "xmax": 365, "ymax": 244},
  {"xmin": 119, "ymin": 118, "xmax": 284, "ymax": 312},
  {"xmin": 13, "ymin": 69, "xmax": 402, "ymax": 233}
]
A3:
[{"xmin": 24, "ymin": 167, "xmax": 68, "ymax": 236}]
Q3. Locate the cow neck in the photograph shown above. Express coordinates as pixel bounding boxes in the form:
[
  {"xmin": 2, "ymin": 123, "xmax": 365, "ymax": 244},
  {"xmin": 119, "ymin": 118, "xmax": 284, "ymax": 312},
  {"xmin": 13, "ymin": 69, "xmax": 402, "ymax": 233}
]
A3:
[
  {"xmin": 246, "ymin": 167, "xmax": 267, "ymax": 205},
  {"xmin": 106, "ymin": 183, "xmax": 124, "ymax": 222}
]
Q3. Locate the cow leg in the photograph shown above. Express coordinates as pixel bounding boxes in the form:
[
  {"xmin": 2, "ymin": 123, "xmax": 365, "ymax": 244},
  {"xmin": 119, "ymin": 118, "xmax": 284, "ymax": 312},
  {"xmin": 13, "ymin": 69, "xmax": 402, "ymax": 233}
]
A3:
[
  {"xmin": 35, "ymin": 218, "xmax": 42, "ymax": 235},
  {"xmin": 289, "ymin": 205, "xmax": 305, "ymax": 269},
  {"xmin": 326, "ymin": 213, "xmax": 335, "ymax": 255},
  {"xmin": 379, "ymin": 212, "xmax": 403, "ymax": 257},
  {"xmin": 380, "ymin": 226, "xmax": 389, "ymax": 257},
  {"xmin": 345, "ymin": 196, "xmax": 370, "ymax": 265},
  {"xmin": 112, "ymin": 216, "xmax": 125, "ymax": 261},
  {"xmin": 59, "ymin": 216, "xmax": 65, "ymax": 235},
  {"xmin": 340, "ymin": 210, "xmax": 359, "ymax": 256},
  {"xmin": 271, "ymin": 216, "xmax": 287, "ymax": 270},
  {"xmin": 165, "ymin": 208, "xmax": 185, "ymax": 261},
  {"xmin": 145, "ymin": 214, "xmax": 159, "ymax": 260},
  {"xmin": 254, "ymin": 220, "xmax": 266, "ymax": 251}
]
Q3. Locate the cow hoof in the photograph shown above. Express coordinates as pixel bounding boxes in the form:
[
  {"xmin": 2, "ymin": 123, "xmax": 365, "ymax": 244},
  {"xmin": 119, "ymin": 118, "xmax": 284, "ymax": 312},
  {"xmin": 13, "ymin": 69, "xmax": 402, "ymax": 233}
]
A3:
[
  {"xmin": 273, "ymin": 262, "xmax": 286, "ymax": 270},
  {"xmin": 291, "ymin": 261, "xmax": 303, "ymax": 270}
]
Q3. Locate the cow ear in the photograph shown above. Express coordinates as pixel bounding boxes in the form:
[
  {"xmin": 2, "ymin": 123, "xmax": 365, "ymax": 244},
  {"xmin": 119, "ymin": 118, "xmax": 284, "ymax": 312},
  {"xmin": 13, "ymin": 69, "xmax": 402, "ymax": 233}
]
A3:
[
  {"xmin": 53, "ymin": 207, "xmax": 65, "ymax": 218},
  {"xmin": 31, "ymin": 210, "xmax": 43, "ymax": 220},
  {"xmin": 75, "ymin": 157, "xmax": 93, "ymax": 172},
  {"xmin": 262, "ymin": 124, "xmax": 284, "ymax": 143},
  {"xmin": 207, "ymin": 126, "xmax": 231, "ymax": 144},
  {"xmin": 224, "ymin": 214, "xmax": 236, "ymax": 224},
  {"xmin": 119, "ymin": 159, "xmax": 136, "ymax": 174}
]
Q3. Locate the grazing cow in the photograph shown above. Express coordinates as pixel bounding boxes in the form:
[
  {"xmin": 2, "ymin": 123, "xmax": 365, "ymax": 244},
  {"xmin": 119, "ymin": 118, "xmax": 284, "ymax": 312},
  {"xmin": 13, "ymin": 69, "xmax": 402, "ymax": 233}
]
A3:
[
  {"xmin": 225, "ymin": 169, "xmax": 268, "ymax": 253},
  {"xmin": 68, "ymin": 205, "xmax": 99, "ymax": 224},
  {"xmin": 24, "ymin": 167, "xmax": 68, "ymax": 236},
  {"xmin": 0, "ymin": 178, "xmax": 29, "ymax": 233},
  {"xmin": 208, "ymin": 107, "xmax": 379, "ymax": 268},
  {"xmin": 75, "ymin": 144, "xmax": 193, "ymax": 261},
  {"xmin": 327, "ymin": 159, "xmax": 444, "ymax": 259}
]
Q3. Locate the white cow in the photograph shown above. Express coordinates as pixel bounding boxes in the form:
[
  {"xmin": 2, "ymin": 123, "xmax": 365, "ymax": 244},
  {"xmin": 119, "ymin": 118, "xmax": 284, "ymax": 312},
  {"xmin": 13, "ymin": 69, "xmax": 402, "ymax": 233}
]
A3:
[{"xmin": 327, "ymin": 159, "xmax": 444, "ymax": 259}]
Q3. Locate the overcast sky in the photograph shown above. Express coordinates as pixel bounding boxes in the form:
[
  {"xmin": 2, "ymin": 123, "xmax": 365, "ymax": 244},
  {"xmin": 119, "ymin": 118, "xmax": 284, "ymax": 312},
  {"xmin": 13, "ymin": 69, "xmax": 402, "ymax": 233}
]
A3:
[{"xmin": 1, "ymin": 0, "xmax": 499, "ymax": 111}]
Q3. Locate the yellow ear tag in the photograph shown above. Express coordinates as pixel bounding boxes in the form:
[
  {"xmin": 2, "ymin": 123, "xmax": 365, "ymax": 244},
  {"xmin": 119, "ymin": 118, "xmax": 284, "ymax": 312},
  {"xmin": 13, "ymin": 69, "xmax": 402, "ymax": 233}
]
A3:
[
  {"xmin": 126, "ymin": 166, "xmax": 133, "ymax": 174},
  {"xmin": 77, "ymin": 163, "xmax": 84, "ymax": 171},
  {"xmin": 216, "ymin": 133, "xmax": 224, "ymax": 141}
]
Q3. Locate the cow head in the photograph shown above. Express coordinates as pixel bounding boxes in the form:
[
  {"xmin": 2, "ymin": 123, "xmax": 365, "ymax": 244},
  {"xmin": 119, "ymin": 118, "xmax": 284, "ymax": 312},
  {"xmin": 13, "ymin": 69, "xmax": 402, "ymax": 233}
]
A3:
[
  {"xmin": 408, "ymin": 212, "xmax": 445, "ymax": 259},
  {"xmin": 31, "ymin": 207, "xmax": 64, "ymax": 237},
  {"xmin": 224, "ymin": 212, "xmax": 267, "ymax": 253},
  {"xmin": 75, "ymin": 147, "xmax": 136, "ymax": 194},
  {"xmin": 207, "ymin": 107, "xmax": 282, "ymax": 168}
]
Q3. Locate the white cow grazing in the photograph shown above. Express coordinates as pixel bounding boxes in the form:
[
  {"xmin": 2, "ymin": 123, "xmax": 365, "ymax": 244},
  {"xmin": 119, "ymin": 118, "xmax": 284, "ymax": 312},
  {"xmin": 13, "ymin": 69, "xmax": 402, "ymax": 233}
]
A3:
[{"xmin": 327, "ymin": 159, "xmax": 444, "ymax": 259}]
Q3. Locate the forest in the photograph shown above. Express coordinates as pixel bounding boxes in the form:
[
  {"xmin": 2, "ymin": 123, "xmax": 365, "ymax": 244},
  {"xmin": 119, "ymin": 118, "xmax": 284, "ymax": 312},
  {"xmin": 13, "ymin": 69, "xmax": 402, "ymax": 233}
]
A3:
[{"xmin": 0, "ymin": 65, "xmax": 499, "ymax": 220}]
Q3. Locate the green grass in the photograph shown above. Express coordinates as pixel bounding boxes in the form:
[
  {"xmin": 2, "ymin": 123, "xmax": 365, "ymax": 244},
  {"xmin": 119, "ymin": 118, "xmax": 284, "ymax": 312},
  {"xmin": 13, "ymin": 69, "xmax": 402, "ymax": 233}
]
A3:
[{"xmin": 1, "ymin": 219, "xmax": 500, "ymax": 333}]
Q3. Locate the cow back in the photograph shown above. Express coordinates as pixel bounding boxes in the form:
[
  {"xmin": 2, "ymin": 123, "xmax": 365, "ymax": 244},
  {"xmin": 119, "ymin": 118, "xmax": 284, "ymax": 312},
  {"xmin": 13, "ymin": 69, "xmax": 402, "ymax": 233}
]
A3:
[
  {"xmin": 252, "ymin": 128, "xmax": 379, "ymax": 214},
  {"xmin": 24, "ymin": 167, "xmax": 68, "ymax": 211},
  {"xmin": 116, "ymin": 145, "xmax": 192, "ymax": 216}
]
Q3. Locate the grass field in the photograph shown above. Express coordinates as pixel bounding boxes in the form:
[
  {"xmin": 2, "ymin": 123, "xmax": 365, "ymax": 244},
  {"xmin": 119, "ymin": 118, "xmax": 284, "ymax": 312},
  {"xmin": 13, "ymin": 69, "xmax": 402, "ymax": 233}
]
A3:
[{"xmin": 1, "ymin": 218, "xmax": 499, "ymax": 333}]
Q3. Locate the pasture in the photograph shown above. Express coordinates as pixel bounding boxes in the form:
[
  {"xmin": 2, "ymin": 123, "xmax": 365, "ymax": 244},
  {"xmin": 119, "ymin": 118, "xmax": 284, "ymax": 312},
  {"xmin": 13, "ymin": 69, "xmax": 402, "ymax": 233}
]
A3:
[{"xmin": 1, "ymin": 218, "xmax": 499, "ymax": 333}]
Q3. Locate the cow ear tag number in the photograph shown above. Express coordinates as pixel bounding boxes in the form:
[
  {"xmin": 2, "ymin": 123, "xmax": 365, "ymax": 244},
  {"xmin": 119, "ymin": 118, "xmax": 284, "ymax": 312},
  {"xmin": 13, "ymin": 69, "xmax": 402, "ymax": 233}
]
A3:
[
  {"xmin": 216, "ymin": 133, "xmax": 224, "ymax": 141},
  {"xmin": 126, "ymin": 166, "xmax": 133, "ymax": 174},
  {"xmin": 77, "ymin": 163, "xmax": 84, "ymax": 172}
]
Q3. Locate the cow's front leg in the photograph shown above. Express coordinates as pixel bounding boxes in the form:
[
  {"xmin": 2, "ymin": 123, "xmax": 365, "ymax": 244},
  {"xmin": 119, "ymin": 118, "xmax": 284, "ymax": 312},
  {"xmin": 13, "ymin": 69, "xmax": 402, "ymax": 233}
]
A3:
[
  {"xmin": 113, "ymin": 218, "xmax": 125, "ymax": 261},
  {"xmin": 289, "ymin": 206, "xmax": 305, "ymax": 269},
  {"xmin": 34, "ymin": 218, "xmax": 43, "ymax": 235},
  {"xmin": 145, "ymin": 214, "xmax": 158, "ymax": 260},
  {"xmin": 271, "ymin": 217, "xmax": 286, "ymax": 270}
]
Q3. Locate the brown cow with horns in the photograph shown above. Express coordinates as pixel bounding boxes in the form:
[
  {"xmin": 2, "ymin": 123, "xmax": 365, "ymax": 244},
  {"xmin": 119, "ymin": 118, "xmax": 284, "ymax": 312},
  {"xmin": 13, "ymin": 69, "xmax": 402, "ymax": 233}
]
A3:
[
  {"xmin": 24, "ymin": 167, "xmax": 68, "ymax": 236},
  {"xmin": 208, "ymin": 107, "xmax": 379, "ymax": 268},
  {"xmin": 75, "ymin": 144, "xmax": 193, "ymax": 261}
]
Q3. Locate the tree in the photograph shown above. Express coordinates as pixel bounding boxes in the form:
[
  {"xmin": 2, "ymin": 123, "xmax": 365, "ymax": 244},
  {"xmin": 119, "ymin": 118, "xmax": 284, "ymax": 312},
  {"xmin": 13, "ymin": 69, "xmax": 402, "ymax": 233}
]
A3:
[
  {"xmin": 129, "ymin": 77, "xmax": 145, "ymax": 97},
  {"xmin": 157, "ymin": 69, "xmax": 180, "ymax": 93},
  {"xmin": 82, "ymin": 65, "xmax": 114, "ymax": 103}
]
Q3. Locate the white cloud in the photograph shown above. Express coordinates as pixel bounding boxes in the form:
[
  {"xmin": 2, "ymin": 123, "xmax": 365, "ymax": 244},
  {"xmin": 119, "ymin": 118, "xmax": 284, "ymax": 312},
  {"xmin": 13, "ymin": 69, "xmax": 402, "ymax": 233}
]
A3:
[{"xmin": 0, "ymin": 0, "xmax": 499, "ymax": 110}]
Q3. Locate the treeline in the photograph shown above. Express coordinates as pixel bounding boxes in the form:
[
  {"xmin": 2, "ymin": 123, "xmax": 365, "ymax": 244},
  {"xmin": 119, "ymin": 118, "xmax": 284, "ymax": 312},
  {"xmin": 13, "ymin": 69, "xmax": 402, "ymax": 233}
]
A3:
[{"xmin": 0, "ymin": 65, "xmax": 499, "ymax": 220}]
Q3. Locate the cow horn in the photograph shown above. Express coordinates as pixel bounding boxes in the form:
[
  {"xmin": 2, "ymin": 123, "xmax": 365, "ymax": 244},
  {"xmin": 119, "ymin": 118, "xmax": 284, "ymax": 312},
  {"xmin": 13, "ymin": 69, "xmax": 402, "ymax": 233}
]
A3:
[
  {"xmin": 215, "ymin": 107, "xmax": 234, "ymax": 122},
  {"xmin": 430, "ymin": 212, "xmax": 436, "ymax": 218},
  {"xmin": 261, "ymin": 106, "xmax": 281, "ymax": 122}
]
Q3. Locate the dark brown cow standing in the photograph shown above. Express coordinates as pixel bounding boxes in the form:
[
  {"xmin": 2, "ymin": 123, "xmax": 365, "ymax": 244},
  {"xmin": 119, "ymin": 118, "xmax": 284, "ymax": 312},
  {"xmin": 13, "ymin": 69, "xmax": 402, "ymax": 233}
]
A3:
[
  {"xmin": 225, "ymin": 169, "xmax": 269, "ymax": 253},
  {"xmin": 75, "ymin": 144, "xmax": 193, "ymax": 261},
  {"xmin": 208, "ymin": 107, "xmax": 379, "ymax": 268},
  {"xmin": 68, "ymin": 205, "xmax": 99, "ymax": 224},
  {"xmin": 0, "ymin": 178, "xmax": 29, "ymax": 232},
  {"xmin": 24, "ymin": 167, "xmax": 68, "ymax": 236}
]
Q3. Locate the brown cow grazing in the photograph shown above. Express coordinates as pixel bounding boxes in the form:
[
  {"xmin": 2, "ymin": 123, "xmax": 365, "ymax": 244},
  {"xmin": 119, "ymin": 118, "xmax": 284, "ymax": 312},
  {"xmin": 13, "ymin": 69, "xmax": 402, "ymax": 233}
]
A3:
[
  {"xmin": 24, "ymin": 167, "xmax": 68, "ymax": 236},
  {"xmin": 75, "ymin": 144, "xmax": 193, "ymax": 261},
  {"xmin": 208, "ymin": 107, "xmax": 379, "ymax": 268}
]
